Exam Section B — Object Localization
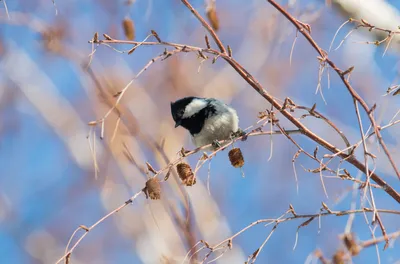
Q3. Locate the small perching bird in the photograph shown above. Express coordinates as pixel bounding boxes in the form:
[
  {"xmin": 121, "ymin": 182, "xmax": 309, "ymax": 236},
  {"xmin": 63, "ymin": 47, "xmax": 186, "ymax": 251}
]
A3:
[{"xmin": 170, "ymin": 97, "xmax": 241, "ymax": 149}]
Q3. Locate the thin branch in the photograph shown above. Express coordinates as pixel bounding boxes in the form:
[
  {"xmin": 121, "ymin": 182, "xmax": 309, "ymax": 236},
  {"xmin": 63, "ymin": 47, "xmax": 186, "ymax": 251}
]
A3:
[
  {"xmin": 190, "ymin": 207, "xmax": 400, "ymax": 259},
  {"xmin": 266, "ymin": 0, "xmax": 400, "ymax": 180},
  {"xmin": 55, "ymin": 190, "xmax": 143, "ymax": 264}
]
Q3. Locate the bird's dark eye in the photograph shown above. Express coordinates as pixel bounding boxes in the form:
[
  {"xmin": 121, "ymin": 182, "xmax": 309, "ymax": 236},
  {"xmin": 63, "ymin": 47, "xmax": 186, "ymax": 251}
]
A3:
[{"xmin": 179, "ymin": 110, "xmax": 184, "ymax": 116}]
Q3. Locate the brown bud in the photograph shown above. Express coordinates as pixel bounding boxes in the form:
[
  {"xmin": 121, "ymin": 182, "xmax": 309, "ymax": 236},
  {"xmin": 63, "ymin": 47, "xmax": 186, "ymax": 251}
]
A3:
[
  {"xmin": 228, "ymin": 148, "xmax": 244, "ymax": 168},
  {"xmin": 93, "ymin": 32, "xmax": 98, "ymax": 43},
  {"xmin": 122, "ymin": 18, "xmax": 135, "ymax": 40},
  {"xmin": 206, "ymin": 4, "xmax": 219, "ymax": 31},
  {"xmin": 145, "ymin": 178, "xmax": 161, "ymax": 200},
  {"xmin": 177, "ymin": 163, "xmax": 196, "ymax": 186},
  {"xmin": 103, "ymin": 33, "xmax": 113, "ymax": 40}
]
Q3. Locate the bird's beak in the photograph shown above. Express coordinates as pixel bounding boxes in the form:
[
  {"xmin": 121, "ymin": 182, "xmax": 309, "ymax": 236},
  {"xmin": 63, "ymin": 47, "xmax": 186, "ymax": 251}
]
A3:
[{"xmin": 175, "ymin": 120, "xmax": 181, "ymax": 128}]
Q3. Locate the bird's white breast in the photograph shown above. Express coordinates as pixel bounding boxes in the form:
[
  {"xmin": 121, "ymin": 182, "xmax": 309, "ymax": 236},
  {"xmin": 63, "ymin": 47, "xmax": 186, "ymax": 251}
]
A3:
[{"xmin": 192, "ymin": 107, "xmax": 239, "ymax": 147}]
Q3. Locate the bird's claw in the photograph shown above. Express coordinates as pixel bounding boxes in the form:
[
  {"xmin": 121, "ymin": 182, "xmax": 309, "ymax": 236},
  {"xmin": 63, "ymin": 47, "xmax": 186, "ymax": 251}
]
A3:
[
  {"xmin": 231, "ymin": 129, "xmax": 246, "ymax": 139},
  {"xmin": 212, "ymin": 140, "xmax": 222, "ymax": 149}
]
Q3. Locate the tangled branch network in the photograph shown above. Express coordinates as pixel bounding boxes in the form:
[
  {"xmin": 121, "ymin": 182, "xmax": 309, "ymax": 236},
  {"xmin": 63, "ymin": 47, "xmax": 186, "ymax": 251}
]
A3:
[{"xmin": 56, "ymin": 0, "xmax": 400, "ymax": 263}]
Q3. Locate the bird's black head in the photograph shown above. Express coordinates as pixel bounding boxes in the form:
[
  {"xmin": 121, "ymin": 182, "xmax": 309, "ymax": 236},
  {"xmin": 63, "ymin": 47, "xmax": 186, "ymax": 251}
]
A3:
[
  {"xmin": 170, "ymin": 97, "xmax": 196, "ymax": 127},
  {"xmin": 170, "ymin": 97, "xmax": 213, "ymax": 135}
]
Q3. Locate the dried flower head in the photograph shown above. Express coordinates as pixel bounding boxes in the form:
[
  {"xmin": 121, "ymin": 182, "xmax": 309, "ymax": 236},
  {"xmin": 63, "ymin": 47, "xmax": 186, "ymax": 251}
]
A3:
[
  {"xmin": 343, "ymin": 233, "xmax": 360, "ymax": 256},
  {"xmin": 122, "ymin": 17, "xmax": 135, "ymax": 40},
  {"xmin": 41, "ymin": 26, "xmax": 65, "ymax": 53},
  {"xmin": 206, "ymin": 3, "xmax": 219, "ymax": 31},
  {"xmin": 332, "ymin": 249, "xmax": 345, "ymax": 264},
  {"xmin": 144, "ymin": 178, "xmax": 161, "ymax": 200},
  {"xmin": 177, "ymin": 163, "xmax": 196, "ymax": 186},
  {"xmin": 228, "ymin": 148, "xmax": 244, "ymax": 168}
]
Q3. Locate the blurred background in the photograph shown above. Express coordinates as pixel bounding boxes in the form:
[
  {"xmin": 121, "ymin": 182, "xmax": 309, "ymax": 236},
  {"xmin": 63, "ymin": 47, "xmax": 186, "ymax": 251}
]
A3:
[{"xmin": 0, "ymin": 0, "xmax": 399, "ymax": 263}]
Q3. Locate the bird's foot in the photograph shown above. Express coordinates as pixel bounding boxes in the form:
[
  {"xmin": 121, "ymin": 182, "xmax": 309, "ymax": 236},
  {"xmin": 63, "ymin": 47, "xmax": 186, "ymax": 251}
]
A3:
[
  {"xmin": 231, "ymin": 128, "xmax": 246, "ymax": 139},
  {"xmin": 212, "ymin": 140, "xmax": 222, "ymax": 149}
]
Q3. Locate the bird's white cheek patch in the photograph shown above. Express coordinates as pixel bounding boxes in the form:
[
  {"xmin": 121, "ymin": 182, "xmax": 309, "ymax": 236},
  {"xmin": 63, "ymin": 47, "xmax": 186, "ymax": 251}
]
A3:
[{"xmin": 183, "ymin": 99, "xmax": 208, "ymax": 118}]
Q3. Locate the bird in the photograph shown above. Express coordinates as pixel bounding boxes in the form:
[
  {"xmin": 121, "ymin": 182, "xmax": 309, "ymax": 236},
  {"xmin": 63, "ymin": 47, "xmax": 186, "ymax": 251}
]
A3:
[{"xmin": 170, "ymin": 96, "xmax": 241, "ymax": 149}]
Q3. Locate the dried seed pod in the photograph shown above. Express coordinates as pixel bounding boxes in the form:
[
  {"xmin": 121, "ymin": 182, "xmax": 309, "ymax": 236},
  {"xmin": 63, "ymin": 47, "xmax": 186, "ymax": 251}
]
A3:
[
  {"xmin": 206, "ymin": 4, "xmax": 219, "ymax": 31},
  {"xmin": 177, "ymin": 163, "xmax": 196, "ymax": 186},
  {"xmin": 40, "ymin": 26, "xmax": 65, "ymax": 53},
  {"xmin": 228, "ymin": 148, "xmax": 244, "ymax": 168},
  {"xmin": 145, "ymin": 178, "xmax": 161, "ymax": 200},
  {"xmin": 343, "ymin": 233, "xmax": 360, "ymax": 256},
  {"xmin": 122, "ymin": 17, "xmax": 135, "ymax": 40},
  {"xmin": 332, "ymin": 249, "xmax": 345, "ymax": 264}
]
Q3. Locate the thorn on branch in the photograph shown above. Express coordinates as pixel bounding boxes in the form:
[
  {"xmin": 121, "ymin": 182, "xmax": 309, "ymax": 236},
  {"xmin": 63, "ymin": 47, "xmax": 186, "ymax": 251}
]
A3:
[
  {"xmin": 127, "ymin": 47, "xmax": 136, "ymax": 55},
  {"xmin": 247, "ymin": 248, "xmax": 260, "ymax": 264},
  {"xmin": 146, "ymin": 162, "xmax": 158, "ymax": 174},
  {"xmin": 151, "ymin": 30, "xmax": 161, "ymax": 42},
  {"xmin": 361, "ymin": 19, "xmax": 372, "ymax": 27},
  {"xmin": 368, "ymin": 103, "xmax": 377, "ymax": 114},
  {"xmin": 289, "ymin": 204, "xmax": 297, "ymax": 217},
  {"xmin": 212, "ymin": 56, "xmax": 219, "ymax": 64},
  {"xmin": 358, "ymin": 182, "xmax": 367, "ymax": 189},
  {"xmin": 313, "ymin": 146, "xmax": 318, "ymax": 158},
  {"xmin": 298, "ymin": 217, "xmax": 315, "ymax": 229},
  {"xmin": 341, "ymin": 66, "xmax": 354, "ymax": 76},
  {"xmin": 228, "ymin": 239, "xmax": 233, "ymax": 249},
  {"xmin": 162, "ymin": 51, "xmax": 173, "ymax": 61},
  {"xmin": 163, "ymin": 167, "xmax": 172, "ymax": 181},
  {"xmin": 307, "ymin": 167, "xmax": 326, "ymax": 173},
  {"xmin": 227, "ymin": 45, "xmax": 232, "ymax": 57},
  {"xmin": 201, "ymin": 240, "xmax": 211, "ymax": 249},
  {"xmin": 321, "ymin": 202, "xmax": 332, "ymax": 213},
  {"xmin": 197, "ymin": 50, "xmax": 208, "ymax": 60},
  {"xmin": 179, "ymin": 147, "xmax": 189, "ymax": 157},
  {"xmin": 205, "ymin": 35, "xmax": 211, "ymax": 49},
  {"xmin": 113, "ymin": 91, "xmax": 122, "ymax": 97},
  {"xmin": 310, "ymin": 103, "xmax": 316, "ymax": 114}
]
